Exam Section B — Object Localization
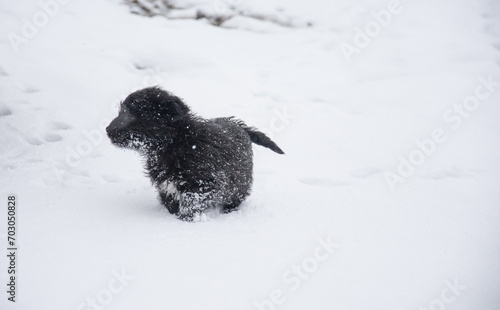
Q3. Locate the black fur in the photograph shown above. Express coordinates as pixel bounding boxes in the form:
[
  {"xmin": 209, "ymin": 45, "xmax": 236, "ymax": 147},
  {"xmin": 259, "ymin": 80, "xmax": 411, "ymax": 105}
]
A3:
[{"xmin": 106, "ymin": 87, "xmax": 284, "ymax": 221}]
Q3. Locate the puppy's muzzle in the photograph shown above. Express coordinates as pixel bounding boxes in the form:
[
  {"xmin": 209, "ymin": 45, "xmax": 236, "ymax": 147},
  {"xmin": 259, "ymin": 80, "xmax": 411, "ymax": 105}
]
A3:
[
  {"xmin": 106, "ymin": 118, "xmax": 124, "ymax": 134},
  {"xmin": 106, "ymin": 116, "xmax": 132, "ymax": 146}
]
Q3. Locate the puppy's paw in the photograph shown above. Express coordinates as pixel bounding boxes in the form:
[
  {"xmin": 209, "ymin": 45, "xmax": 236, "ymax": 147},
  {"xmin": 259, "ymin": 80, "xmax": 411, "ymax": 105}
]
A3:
[
  {"xmin": 194, "ymin": 213, "xmax": 208, "ymax": 222},
  {"xmin": 178, "ymin": 211, "xmax": 206, "ymax": 222}
]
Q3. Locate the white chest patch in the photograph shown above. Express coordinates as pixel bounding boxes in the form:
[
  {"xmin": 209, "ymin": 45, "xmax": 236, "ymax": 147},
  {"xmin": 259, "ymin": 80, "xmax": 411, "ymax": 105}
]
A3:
[{"xmin": 158, "ymin": 181, "xmax": 181, "ymax": 200}]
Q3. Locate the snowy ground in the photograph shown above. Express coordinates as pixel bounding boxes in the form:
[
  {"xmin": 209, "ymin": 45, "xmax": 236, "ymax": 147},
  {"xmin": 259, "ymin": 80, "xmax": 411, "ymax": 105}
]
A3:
[{"xmin": 1, "ymin": 0, "xmax": 500, "ymax": 309}]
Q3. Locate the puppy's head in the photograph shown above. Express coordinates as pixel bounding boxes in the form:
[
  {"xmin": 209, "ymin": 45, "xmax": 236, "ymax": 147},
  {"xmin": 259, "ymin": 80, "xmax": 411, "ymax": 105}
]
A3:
[{"xmin": 106, "ymin": 87, "xmax": 190, "ymax": 151}]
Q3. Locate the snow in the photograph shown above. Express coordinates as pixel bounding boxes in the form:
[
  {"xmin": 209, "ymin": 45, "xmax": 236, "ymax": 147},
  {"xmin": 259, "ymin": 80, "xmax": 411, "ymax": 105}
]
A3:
[{"xmin": 1, "ymin": 0, "xmax": 500, "ymax": 309}]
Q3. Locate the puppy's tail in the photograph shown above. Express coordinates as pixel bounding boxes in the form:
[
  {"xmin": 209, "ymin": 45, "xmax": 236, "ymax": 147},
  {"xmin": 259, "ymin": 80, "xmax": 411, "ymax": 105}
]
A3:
[{"xmin": 236, "ymin": 120, "xmax": 285, "ymax": 154}]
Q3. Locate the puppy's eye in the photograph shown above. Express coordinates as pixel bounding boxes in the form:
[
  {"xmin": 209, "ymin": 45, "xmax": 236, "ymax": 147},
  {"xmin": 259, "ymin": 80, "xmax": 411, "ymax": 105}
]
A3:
[
  {"xmin": 128, "ymin": 113, "xmax": 137, "ymax": 122},
  {"xmin": 117, "ymin": 106, "xmax": 136, "ymax": 123}
]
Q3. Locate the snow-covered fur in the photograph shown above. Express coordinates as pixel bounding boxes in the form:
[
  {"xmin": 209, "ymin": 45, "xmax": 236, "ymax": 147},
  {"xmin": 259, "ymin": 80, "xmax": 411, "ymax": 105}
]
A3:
[{"xmin": 106, "ymin": 87, "xmax": 284, "ymax": 221}]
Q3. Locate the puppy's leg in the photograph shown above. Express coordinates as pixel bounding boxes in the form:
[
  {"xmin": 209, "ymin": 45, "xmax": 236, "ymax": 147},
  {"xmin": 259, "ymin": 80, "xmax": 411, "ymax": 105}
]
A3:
[
  {"xmin": 221, "ymin": 200, "xmax": 242, "ymax": 214},
  {"xmin": 156, "ymin": 180, "xmax": 181, "ymax": 215},
  {"xmin": 159, "ymin": 191, "xmax": 179, "ymax": 215},
  {"xmin": 177, "ymin": 191, "xmax": 212, "ymax": 222}
]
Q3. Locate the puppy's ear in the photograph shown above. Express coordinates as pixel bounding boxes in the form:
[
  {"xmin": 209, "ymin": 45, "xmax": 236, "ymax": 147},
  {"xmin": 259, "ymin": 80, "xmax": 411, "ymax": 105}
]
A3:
[
  {"xmin": 162, "ymin": 92, "xmax": 190, "ymax": 119},
  {"xmin": 125, "ymin": 87, "xmax": 190, "ymax": 120},
  {"xmin": 144, "ymin": 86, "xmax": 190, "ymax": 119}
]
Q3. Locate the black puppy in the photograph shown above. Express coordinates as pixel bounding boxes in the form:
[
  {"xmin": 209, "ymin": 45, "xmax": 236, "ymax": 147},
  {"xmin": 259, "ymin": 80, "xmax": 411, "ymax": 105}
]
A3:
[{"xmin": 106, "ymin": 87, "xmax": 284, "ymax": 221}]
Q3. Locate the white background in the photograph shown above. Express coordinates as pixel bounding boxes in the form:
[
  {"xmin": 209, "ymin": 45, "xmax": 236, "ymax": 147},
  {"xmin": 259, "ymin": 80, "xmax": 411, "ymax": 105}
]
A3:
[{"xmin": 1, "ymin": 0, "xmax": 499, "ymax": 309}]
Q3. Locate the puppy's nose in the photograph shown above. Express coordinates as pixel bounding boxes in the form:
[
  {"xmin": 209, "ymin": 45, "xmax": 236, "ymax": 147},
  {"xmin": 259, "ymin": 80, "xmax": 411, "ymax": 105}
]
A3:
[{"xmin": 106, "ymin": 124, "xmax": 117, "ymax": 136}]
